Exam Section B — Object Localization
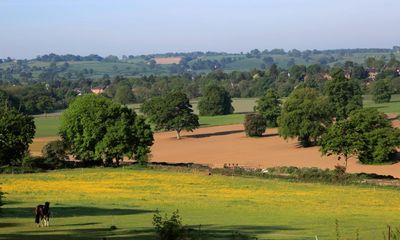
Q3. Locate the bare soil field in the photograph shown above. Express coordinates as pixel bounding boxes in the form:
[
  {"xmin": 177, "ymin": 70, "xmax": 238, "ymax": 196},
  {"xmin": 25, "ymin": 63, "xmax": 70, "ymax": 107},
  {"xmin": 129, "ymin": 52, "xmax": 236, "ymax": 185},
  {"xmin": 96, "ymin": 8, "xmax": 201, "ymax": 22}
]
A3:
[
  {"xmin": 154, "ymin": 57, "xmax": 182, "ymax": 64},
  {"xmin": 151, "ymin": 124, "xmax": 400, "ymax": 178},
  {"xmin": 31, "ymin": 123, "xmax": 400, "ymax": 178},
  {"xmin": 30, "ymin": 136, "xmax": 59, "ymax": 156}
]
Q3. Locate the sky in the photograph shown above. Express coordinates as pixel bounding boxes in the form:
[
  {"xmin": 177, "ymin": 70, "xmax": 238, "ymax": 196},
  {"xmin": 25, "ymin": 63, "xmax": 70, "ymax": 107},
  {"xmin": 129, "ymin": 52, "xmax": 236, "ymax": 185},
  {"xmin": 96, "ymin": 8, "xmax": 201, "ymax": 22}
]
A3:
[{"xmin": 1, "ymin": 0, "xmax": 400, "ymax": 59}]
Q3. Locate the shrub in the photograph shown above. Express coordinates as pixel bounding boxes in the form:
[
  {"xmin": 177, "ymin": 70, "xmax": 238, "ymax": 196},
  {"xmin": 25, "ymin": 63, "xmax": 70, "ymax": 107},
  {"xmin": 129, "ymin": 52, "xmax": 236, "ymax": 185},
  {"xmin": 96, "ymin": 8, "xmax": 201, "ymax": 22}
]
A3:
[
  {"xmin": 22, "ymin": 156, "xmax": 51, "ymax": 170},
  {"xmin": 152, "ymin": 210, "xmax": 186, "ymax": 240},
  {"xmin": 41, "ymin": 140, "xmax": 68, "ymax": 169},
  {"xmin": 244, "ymin": 113, "xmax": 267, "ymax": 137}
]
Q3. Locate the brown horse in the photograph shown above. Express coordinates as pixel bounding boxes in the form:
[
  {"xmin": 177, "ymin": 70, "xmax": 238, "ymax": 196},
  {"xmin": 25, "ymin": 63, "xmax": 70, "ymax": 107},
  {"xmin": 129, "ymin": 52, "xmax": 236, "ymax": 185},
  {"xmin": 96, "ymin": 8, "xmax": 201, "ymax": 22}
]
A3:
[{"xmin": 35, "ymin": 202, "xmax": 50, "ymax": 227}]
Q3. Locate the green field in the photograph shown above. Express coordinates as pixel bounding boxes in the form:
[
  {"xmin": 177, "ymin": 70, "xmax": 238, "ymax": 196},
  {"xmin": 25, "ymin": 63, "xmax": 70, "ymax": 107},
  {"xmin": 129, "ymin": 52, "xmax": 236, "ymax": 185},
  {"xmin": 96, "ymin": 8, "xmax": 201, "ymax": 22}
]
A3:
[
  {"xmin": 364, "ymin": 94, "xmax": 400, "ymax": 114},
  {"xmin": 33, "ymin": 96, "xmax": 400, "ymax": 138},
  {"xmin": 34, "ymin": 116, "xmax": 62, "ymax": 138},
  {"xmin": 34, "ymin": 98, "xmax": 257, "ymax": 138},
  {"xmin": 1, "ymin": 168, "xmax": 399, "ymax": 239}
]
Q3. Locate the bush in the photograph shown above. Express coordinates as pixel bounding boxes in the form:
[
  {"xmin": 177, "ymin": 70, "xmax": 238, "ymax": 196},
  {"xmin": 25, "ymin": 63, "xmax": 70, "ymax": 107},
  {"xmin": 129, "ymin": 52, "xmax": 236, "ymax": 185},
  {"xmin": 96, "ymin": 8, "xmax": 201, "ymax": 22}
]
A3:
[
  {"xmin": 41, "ymin": 140, "xmax": 68, "ymax": 169},
  {"xmin": 22, "ymin": 156, "xmax": 51, "ymax": 170},
  {"xmin": 153, "ymin": 210, "xmax": 186, "ymax": 240},
  {"xmin": 244, "ymin": 113, "xmax": 267, "ymax": 137},
  {"xmin": 22, "ymin": 153, "xmax": 70, "ymax": 171}
]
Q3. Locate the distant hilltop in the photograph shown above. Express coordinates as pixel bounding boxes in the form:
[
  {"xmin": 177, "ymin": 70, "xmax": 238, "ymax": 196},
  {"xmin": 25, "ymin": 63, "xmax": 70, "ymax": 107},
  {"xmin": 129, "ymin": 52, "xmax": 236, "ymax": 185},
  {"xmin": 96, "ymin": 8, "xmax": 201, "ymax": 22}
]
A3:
[{"xmin": 1, "ymin": 46, "xmax": 400, "ymax": 79}]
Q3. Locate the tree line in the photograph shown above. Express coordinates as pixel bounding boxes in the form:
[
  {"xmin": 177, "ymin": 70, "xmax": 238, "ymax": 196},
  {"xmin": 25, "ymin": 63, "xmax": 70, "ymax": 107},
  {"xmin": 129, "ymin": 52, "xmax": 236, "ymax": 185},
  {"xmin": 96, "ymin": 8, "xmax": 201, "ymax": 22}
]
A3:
[
  {"xmin": 1, "ymin": 54, "xmax": 399, "ymax": 116},
  {"xmin": 1, "ymin": 68, "xmax": 400, "ymax": 172}
]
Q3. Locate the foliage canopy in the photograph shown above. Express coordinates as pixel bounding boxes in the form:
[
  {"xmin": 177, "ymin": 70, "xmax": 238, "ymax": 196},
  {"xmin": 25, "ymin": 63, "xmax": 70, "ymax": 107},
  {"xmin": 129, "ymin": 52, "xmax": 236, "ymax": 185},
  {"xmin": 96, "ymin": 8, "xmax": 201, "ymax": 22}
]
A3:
[
  {"xmin": 60, "ymin": 94, "xmax": 153, "ymax": 166},
  {"xmin": 198, "ymin": 85, "xmax": 234, "ymax": 116},
  {"xmin": 141, "ymin": 91, "xmax": 199, "ymax": 139},
  {"xmin": 278, "ymin": 87, "xmax": 332, "ymax": 147},
  {"xmin": 0, "ymin": 107, "xmax": 35, "ymax": 166}
]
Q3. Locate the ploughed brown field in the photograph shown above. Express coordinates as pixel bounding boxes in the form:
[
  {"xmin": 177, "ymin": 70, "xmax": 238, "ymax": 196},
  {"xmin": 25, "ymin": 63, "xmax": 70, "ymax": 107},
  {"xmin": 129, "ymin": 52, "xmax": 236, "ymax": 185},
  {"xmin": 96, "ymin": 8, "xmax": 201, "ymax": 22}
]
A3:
[
  {"xmin": 31, "ymin": 121, "xmax": 400, "ymax": 178},
  {"xmin": 154, "ymin": 57, "xmax": 182, "ymax": 64}
]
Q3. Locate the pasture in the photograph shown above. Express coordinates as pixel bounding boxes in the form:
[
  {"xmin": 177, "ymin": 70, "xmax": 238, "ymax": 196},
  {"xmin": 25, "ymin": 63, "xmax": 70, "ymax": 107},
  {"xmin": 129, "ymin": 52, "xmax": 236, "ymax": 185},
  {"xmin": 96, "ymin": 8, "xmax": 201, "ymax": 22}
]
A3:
[
  {"xmin": 33, "ymin": 98, "xmax": 257, "ymax": 138},
  {"xmin": 364, "ymin": 94, "xmax": 400, "ymax": 114},
  {"xmin": 30, "ymin": 95, "xmax": 400, "ymax": 158},
  {"xmin": 1, "ymin": 168, "xmax": 400, "ymax": 239},
  {"xmin": 32, "ymin": 95, "xmax": 400, "ymax": 139}
]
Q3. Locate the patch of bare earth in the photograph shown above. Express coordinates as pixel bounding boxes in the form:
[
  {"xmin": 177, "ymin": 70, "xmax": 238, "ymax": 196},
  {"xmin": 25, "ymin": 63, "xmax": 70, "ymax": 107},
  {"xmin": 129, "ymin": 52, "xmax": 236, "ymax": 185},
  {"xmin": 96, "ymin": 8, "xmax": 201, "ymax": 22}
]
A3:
[
  {"xmin": 30, "ymin": 122, "xmax": 400, "ymax": 178},
  {"xmin": 154, "ymin": 57, "xmax": 182, "ymax": 64},
  {"xmin": 151, "ymin": 124, "xmax": 400, "ymax": 178},
  {"xmin": 30, "ymin": 136, "xmax": 60, "ymax": 156}
]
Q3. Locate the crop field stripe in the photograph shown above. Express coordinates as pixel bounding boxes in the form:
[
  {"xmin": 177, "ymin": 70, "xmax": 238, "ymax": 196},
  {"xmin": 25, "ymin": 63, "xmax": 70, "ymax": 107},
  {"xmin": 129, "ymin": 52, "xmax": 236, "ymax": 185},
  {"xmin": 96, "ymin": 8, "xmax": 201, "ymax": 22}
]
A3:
[{"xmin": 1, "ymin": 168, "xmax": 400, "ymax": 239}]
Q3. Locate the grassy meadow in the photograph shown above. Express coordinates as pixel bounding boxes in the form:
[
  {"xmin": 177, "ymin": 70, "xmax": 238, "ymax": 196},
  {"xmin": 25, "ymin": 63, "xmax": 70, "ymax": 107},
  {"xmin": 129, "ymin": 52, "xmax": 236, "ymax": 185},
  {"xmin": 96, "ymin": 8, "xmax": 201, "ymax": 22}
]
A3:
[
  {"xmin": 33, "ymin": 95, "xmax": 400, "ymax": 139},
  {"xmin": 1, "ymin": 168, "xmax": 400, "ymax": 239},
  {"xmin": 363, "ymin": 94, "xmax": 400, "ymax": 114},
  {"xmin": 33, "ymin": 98, "xmax": 257, "ymax": 138}
]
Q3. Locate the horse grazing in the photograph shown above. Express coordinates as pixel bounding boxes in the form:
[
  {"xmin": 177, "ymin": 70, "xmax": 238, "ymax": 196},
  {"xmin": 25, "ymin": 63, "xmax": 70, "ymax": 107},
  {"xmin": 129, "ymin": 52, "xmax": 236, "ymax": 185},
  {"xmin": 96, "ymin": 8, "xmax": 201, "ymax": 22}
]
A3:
[{"xmin": 35, "ymin": 202, "xmax": 50, "ymax": 227}]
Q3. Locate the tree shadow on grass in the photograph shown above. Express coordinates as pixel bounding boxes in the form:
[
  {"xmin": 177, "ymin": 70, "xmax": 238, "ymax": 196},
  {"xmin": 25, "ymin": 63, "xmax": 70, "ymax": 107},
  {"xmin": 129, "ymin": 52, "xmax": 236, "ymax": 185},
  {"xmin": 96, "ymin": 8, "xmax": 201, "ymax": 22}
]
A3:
[
  {"xmin": 0, "ymin": 206, "xmax": 154, "ymax": 218},
  {"xmin": 0, "ymin": 224, "xmax": 302, "ymax": 240},
  {"xmin": 259, "ymin": 133, "xmax": 279, "ymax": 138},
  {"xmin": 184, "ymin": 224, "xmax": 303, "ymax": 239},
  {"xmin": 0, "ymin": 223, "xmax": 22, "ymax": 228},
  {"xmin": 185, "ymin": 130, "xmax": 244, "ymax": 139},
  {"xmin": 56, "ymin": 222, "xmax": 100, "ymax": 227},
  {"xmin": 368, "ymin": 106, "xmax": 386, "ymax": 110}
]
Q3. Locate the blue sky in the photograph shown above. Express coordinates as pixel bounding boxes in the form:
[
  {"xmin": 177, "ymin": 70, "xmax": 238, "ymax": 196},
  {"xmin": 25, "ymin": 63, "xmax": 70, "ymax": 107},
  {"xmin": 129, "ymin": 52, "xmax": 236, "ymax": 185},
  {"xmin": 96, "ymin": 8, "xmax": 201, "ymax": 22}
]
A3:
[{"xmin": 1, "ymin": 0, "xmax": 399, "ymax": 58}]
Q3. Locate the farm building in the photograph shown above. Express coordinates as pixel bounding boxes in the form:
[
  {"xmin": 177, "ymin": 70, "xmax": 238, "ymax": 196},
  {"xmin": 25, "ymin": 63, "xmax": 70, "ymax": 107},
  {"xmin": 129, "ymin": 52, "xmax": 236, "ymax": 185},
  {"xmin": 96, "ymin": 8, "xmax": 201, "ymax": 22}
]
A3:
[{"xmin": 91, "ymin": 87, "xmax": 105, "ymax": 95}]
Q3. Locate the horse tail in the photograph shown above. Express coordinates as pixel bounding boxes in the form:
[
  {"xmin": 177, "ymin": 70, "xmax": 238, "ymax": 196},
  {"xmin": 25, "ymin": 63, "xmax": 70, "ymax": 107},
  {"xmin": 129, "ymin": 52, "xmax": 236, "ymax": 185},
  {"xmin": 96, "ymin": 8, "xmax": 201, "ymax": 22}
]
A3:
[{"xmin": 35, "ymin": 206, "xmax": 40, "ymax": 223}]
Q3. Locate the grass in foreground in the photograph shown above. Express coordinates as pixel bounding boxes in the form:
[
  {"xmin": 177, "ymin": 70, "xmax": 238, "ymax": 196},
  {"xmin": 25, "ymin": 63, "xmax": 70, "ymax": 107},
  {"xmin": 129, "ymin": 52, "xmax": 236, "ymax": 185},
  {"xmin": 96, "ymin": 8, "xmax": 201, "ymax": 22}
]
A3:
[{"xmin": 1, "ymin": 168, "xmax": 400, "ymax": 239}]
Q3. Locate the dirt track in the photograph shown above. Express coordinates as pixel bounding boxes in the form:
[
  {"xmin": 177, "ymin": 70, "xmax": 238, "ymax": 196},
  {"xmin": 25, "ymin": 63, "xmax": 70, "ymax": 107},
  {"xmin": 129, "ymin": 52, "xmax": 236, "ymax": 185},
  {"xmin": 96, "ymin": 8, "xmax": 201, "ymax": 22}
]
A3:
[
  {"xmin": 31, "ymin": 123, "xmax": 400, "ymax": 178},
  {"xmin": 151, "ymin": 124, "xmax": 400, "ymax": 178}
]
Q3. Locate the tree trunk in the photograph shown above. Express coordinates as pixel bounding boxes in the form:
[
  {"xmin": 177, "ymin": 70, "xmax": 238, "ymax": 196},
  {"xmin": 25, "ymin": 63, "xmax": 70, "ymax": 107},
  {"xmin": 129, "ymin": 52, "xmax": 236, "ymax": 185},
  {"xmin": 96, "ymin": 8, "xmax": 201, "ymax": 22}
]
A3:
[
  {"xmin": 299, "ymin": 136, "xmax": 311, "ymax": 147},
  {"xmin": 176, "ymin": 130, "xmax": 181, "ymax": 140}
]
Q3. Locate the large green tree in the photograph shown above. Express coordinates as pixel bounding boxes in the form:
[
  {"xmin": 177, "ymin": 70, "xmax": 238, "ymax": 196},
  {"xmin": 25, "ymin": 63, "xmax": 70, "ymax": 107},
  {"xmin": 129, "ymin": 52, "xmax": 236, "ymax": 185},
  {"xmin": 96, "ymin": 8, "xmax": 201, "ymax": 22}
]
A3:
[
  {"xmin": 254, "ymin": 89, "xmax": 281, "ymax": 127},
  {"xmin": 371, "ymin": 79, "xmax": 391, "ymax": 103},
  {"xmin": 142, "ymin": 92, "xmax": 199, "ymax": 139},
  {"xmin": 0, "ymin": 107, "xmax": 35, "ymax": 166},
  {"xmin": 278, "ymin": 87, "xmax": 332, "ymax": 147},
  {"xmin": 324, "ymin": 70, "xmax": 363, "ymax": 120},
  {"xmin": 321, "ymin": 108, "xmax": 400, "ymax": 165},
  {"xmin": 198, "ymin": 85, "xmax": 234, "ymax": 116},
  {"xmin": 60, "ymin": 94, "xmax": 153, "ymax": 166},
  {"xmin": 319, "ymin": 120, "xmax": 361, "ymax": 168}
]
